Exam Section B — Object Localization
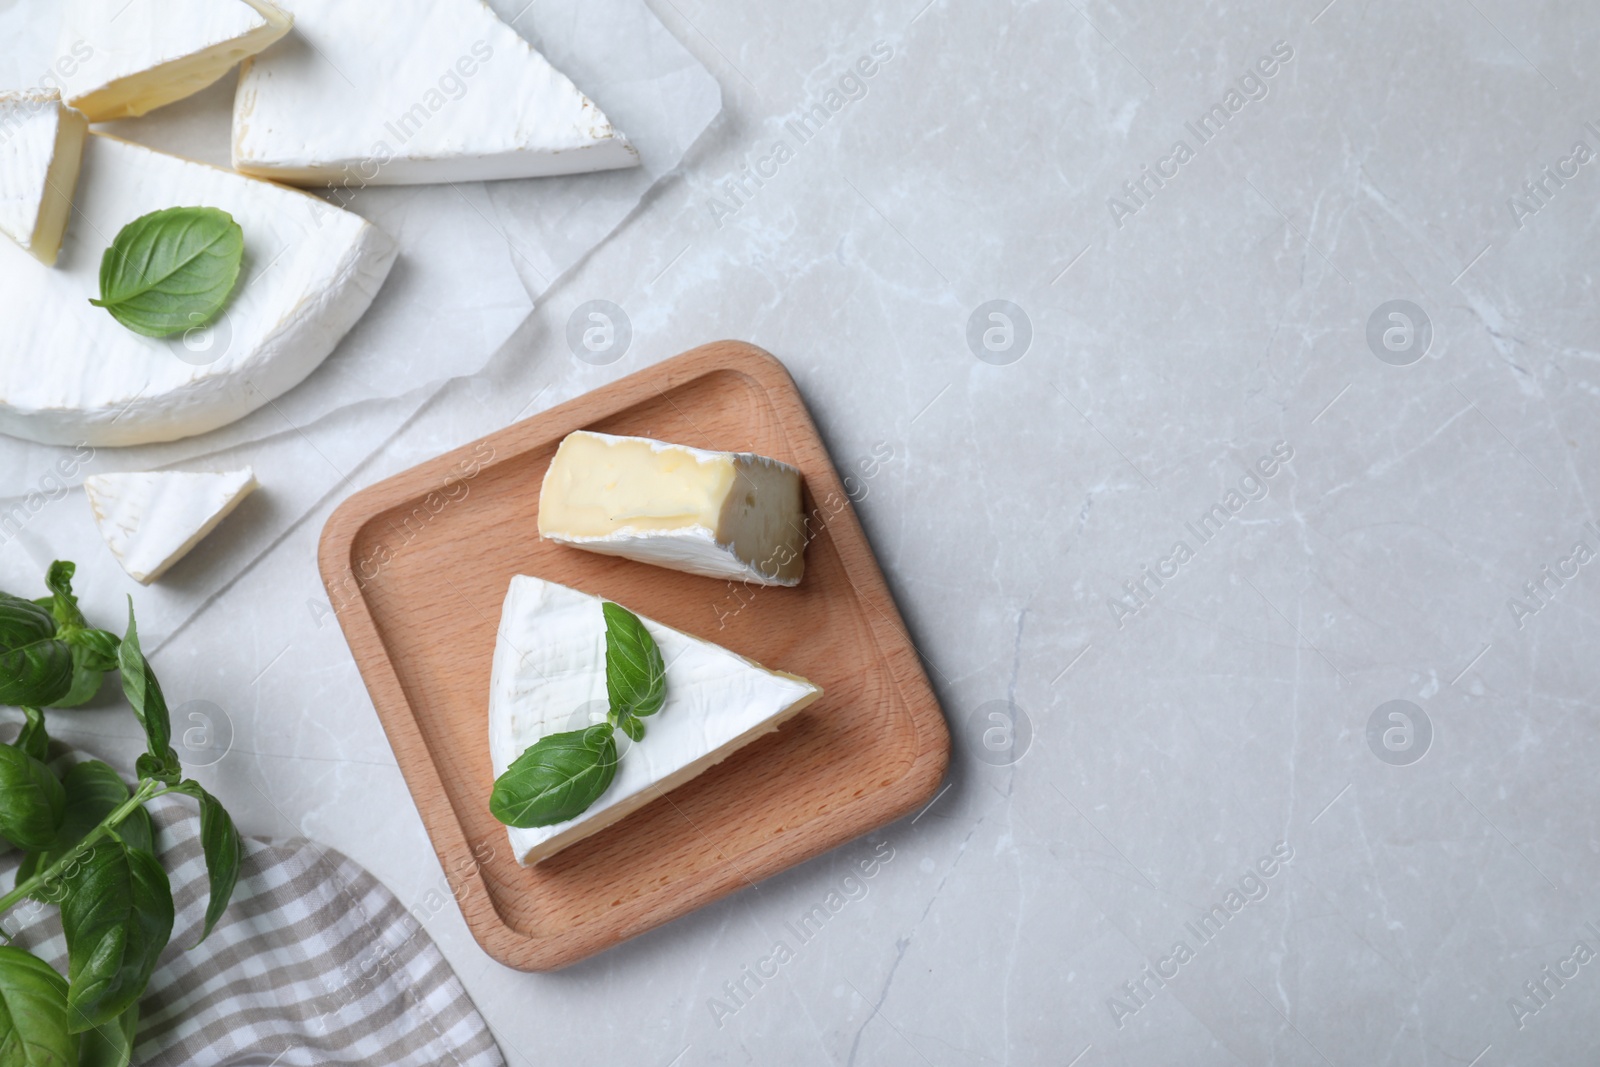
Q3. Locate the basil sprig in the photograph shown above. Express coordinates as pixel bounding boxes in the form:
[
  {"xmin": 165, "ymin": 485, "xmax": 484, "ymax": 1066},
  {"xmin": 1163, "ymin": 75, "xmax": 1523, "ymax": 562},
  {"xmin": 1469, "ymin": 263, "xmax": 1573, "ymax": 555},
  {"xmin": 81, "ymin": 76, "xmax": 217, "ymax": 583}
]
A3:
[
  {"xmin": 0, "ymin": 561, "xmax": 245, "ymax": 1061},
  {"xmin": 490, "ymin": 602, "xmax": 667, "ymax": 829},
  {"xmin": 0, "ymin": 562, "xmax": 120, "ymax": 709},
  {"xmin": 89, "ymin": 206, "xmax": 244, "ymax": 339}
]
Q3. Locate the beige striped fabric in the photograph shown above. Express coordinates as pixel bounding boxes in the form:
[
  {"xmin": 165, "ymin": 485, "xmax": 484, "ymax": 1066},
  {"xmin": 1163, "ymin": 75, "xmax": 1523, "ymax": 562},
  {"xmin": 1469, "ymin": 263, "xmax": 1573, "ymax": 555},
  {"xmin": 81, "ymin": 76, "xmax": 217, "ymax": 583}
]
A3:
[{"xmin": 0, "ymin": 760, "xmax": 505, "ymax": 1067}]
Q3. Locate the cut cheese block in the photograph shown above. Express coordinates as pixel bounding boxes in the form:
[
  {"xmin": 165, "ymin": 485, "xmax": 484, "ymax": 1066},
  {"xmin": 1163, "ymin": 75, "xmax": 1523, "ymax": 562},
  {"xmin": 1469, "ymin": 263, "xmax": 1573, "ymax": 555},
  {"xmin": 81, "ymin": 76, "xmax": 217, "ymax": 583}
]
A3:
[
  {"xmin": 56, "ymin": 0, "xmax": 292, "ymax": 122},
  {"xmin": 489, "ymin": 576, "xmax": 822, "ymax": 864},
  {"xmin": 0, "ymin": 91, "xmax": 89, "ymax": 266},
  {"xmin": 232, "ymin": 0, "xmax": 639, "ymax": 185},
  {"xmin": 0, "ymin": 133, "xmax": 395, "ymax": 447},
  {"xmin": 539, "ymin": 431, "xmax": 808, "ymax": 586},
  {"xmin": 85, "ymin": 468, "xmax": 258, "ymax": 584}
]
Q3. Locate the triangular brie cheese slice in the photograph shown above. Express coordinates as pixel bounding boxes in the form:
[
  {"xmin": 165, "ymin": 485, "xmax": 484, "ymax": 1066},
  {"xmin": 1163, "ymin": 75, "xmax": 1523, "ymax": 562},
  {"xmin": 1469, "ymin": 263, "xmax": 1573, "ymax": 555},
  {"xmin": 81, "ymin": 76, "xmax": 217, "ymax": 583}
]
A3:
[
  {"xmin": 84, "ymin": 469, "xmax": 258, "ymax": 585},
  {"xmin": 0, "ymin": 133, "xmax": 396, "ymax": 448},
  {"xmin": 232, "ymin": 0, "xmax": 639, "ymax": 185},
  {"xmin": 56, "ymin": 0, "xmax": 292, "ymax": 122},
  {"xmin": 0, "ymin": 91, "xmax": 88, "ymax": 266},
  {"xmin": 489, "ymin": 576, "xmax": 822, "ymax": 864}
]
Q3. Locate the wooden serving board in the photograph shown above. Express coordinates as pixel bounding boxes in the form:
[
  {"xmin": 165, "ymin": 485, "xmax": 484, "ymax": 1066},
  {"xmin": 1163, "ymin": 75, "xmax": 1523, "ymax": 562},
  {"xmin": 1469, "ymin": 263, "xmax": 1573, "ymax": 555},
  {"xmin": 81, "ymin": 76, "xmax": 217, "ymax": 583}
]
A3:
[{"xmin": 317, "ymin": 342, "xmax": 950, "ymax": 970}]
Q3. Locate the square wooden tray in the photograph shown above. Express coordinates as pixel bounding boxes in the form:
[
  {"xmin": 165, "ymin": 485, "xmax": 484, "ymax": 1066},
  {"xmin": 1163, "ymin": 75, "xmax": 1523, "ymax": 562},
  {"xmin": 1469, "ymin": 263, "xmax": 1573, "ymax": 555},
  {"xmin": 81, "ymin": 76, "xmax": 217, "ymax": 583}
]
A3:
[{"xmin": 317, "ymin": 341, "xmax": 950, "ymax": 970}]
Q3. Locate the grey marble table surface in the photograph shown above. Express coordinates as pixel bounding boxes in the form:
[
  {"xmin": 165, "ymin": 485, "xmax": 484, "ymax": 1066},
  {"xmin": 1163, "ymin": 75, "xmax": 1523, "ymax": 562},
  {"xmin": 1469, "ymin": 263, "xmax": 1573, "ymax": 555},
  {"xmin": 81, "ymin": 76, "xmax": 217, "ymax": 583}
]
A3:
[{"xmin": 7, "ymin": 0, "xmax": 1600, "ymax": 1064}]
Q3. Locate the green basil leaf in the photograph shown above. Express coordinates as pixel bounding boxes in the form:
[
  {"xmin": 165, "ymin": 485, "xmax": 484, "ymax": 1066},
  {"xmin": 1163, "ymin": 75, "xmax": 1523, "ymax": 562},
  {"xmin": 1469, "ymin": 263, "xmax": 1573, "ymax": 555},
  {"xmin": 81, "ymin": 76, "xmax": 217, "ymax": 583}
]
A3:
[
  {"xmin": 74, "ymin": 1001, "xmax": 135, "ymax": 1067},
  {"xmin": 0, "ymin": 744, "xmax": 65, "ymax": 851},
  {"xmin": 17, "ymin": 762, "xmax": 140, "ymax": 891},
  {"xmin": 88, "ymin": 207, "xmax": 244, "ymax": 339},
  {"xmin": 618, "ymin": 715, "xmax": 645, "ymax": 743},
  {"xmin": 41, "ymin": 562, "xmax": 87, "ymax": 632},
  {"xmin": 0, "ymin": 944, "xmax": 77, "ymax": 1067},
  {"xmin": 29, "ymin": 564, "xmax": 119, "ymax": 710},
  {"xmin": 131, "ymin": 753, "xmax": 179, "ymax": 787},
  {"xmin": 489, "ymin": 726, "xmax": 618, "ymax": 828},
  {"xmin": 169, "ymin": 781, "xmax": 239, "ymax": 946},
  {"xmin": 113, "ymin": 807, "xmax": 153, "ymax": 861},
  {"xmin": 60, "ymin": 840, "xmax": 173, "ymax": 1033},
  {"xmin": 116, "ymin": 604, "xmax": 177, "ymax": 776},
  {"xmin": 602, "ymin": 602, "xmax": 665, "ymax": 720},
  {"xmin": 49, "ymin": 644, "xmax": 111, "ymax": 711},
  {"xmin": 0, "ymin": 596, "xmax": 72, "ymax": 709},
  {"xmin": 64, "ymin": 631, "xmax": 120, "ymax": 677},
  {"xmin": 15, "ymin": 706, "xmax": 48, "ymax": 763}
]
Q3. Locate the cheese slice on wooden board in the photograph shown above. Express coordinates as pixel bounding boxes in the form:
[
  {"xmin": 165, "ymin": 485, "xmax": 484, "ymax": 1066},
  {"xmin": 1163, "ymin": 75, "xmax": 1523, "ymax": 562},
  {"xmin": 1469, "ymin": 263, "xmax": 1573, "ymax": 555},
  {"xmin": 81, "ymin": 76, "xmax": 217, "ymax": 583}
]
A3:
[
  {"xmin": 56, "ymin": 0, "xmax": 292, "ymax": 122},
  {"xmin": 0, "ymin": 91, "xmax": 89, "ymax": 266},
  {"xmin": 489, "ymin": 576, "xmax": 822, "ymax": 864},
  {"xmin": 0, "ymin": 133, "xmax": 395, "ymax": 447},
  {"xmin": 85, "ymin": 468, "xmax": 258, "ymax": 584},
  {"xmin": 538, "ymin": 431, "xmax": 808, "ymax": 586},
  {"xmin": 232, "ymin": 0, "xmax": 639, "ymax": 185}
]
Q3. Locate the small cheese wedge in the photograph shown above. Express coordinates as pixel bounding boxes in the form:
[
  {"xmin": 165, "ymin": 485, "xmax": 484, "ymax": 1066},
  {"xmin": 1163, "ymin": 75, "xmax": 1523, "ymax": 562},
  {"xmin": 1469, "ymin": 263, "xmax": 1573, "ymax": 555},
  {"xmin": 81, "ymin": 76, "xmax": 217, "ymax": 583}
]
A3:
[
  {"xmin": 0, "ymin": 92, "xmax": 88, "ymax": 266},
  {"xmin": 56, "ymin": 0, "xmax": 292, "ymax": 122},
  {"xmin": 489, "ymin": 576, "xmax": 822, "ymax": 864},
  {"xmin": 0, "ymin": 133, "xmax": 396, "ymax": 447},
  {"xmin": 232, "ymin": 0, "xmax": 639, "ymax": 185},
  {"xmin": 84, "ymin": 468, "xmax": 258, "ymax": 584},
  {"xmin": 539, "ymin": 431, "xmax": 808, "ymax": 586}
]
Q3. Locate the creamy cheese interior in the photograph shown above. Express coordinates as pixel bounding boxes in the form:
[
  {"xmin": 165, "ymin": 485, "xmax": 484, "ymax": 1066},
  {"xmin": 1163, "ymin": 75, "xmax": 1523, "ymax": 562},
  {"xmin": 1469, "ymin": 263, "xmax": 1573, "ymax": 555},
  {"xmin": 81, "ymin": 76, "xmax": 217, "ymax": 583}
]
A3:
[
  {"xmin": 538, "ymin": 431, "xmax": 807, "ymax": 585},
  {"xmin": 0, "ymin": 133, "xmax": 396, "ymax": 447}
]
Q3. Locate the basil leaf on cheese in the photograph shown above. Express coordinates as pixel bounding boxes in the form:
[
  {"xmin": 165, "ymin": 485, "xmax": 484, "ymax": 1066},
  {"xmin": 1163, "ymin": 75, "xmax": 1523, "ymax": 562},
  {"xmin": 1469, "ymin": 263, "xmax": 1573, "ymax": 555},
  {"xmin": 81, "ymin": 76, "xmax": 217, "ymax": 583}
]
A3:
[
  {"xmin": 489, "ymin": 725, "xmax": 618, "ymax": 828},
  {"xmin": 602, "ymin": 601, "xmax": 665, "ymax": 720},
  {"xmin": 89, "ymin": 206, "xmax": 244, "ymax": 339}
]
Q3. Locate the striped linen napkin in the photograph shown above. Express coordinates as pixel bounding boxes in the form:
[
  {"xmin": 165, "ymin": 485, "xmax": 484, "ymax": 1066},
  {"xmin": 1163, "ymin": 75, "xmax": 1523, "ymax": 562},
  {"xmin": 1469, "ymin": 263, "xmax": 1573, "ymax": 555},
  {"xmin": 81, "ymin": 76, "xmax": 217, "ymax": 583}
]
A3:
[{"xmin": 0, "ymin": 759, "xmax": 505, "ymax": 1067}]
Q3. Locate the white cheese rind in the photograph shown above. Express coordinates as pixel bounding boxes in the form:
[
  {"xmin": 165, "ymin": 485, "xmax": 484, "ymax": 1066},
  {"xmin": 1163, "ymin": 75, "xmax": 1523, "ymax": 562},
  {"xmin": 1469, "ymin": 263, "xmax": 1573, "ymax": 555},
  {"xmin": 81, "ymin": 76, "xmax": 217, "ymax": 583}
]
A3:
[
  {"xmin": 0, "ymin": 91, "xmax": 88, "ymax": 265},
  {"xmin": 85, "ymin": 468, "xmax": 258, "ymax": 584},
  {"xmin": 0, "ymin": 134, "xmax": 396, "ymax": 447},
  {"xmin": 232, "ymin": 0, "xmax": 639, "ymax": 185},
  {"xmin": 57, "ymin": 0, "xmax": 293, "ymax": 122},
  {"xmin": 488, "ymin": 576, "xmax": 821, "ymax": 865},
  {"xmin": 538, "ymin": 431, "xmax": 808, "ymax": 587}
]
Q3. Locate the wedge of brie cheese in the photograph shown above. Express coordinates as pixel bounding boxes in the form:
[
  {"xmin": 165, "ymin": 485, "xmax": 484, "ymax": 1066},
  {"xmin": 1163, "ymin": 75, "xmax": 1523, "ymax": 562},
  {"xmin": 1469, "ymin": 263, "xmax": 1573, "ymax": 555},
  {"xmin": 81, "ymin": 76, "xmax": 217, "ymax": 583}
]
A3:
[
  {"xmin": 57, "ymin": 0, "xmax": 293, "ymax": 122},
  {"xmin": 0, "ymin": 92, "xmax": 88, "ymax": 266},
  {"xmin": 0, "ymin": 133, "xmax": 395, "ymax": 447},
  {"xmin": 538, "ymin": 431, "xmax": 808, "ymax": 586},
  {"xmin": 232, "ymin": 0, "xmax": 639, "ymax": 185},
  {"xmin": 85, "ymin": 468, "xmax": 258, "ymax": 584},
  {"xmin": 489, "ymin": 576, "xmax": 821, "ymax": 864}
]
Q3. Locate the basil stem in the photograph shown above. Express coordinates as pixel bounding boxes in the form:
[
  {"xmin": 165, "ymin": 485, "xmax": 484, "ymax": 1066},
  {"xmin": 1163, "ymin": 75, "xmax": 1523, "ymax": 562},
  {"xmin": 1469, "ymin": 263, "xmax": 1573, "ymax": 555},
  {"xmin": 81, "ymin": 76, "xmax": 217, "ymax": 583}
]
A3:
[{"xmin": 0, "ymin": 779, "xmax": 167, "ymax": 920}]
